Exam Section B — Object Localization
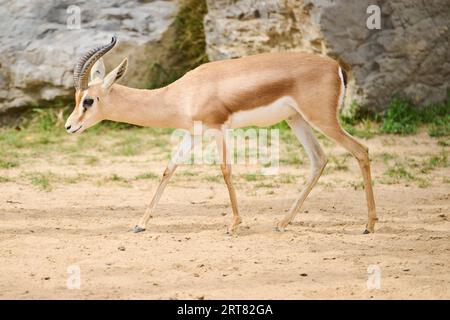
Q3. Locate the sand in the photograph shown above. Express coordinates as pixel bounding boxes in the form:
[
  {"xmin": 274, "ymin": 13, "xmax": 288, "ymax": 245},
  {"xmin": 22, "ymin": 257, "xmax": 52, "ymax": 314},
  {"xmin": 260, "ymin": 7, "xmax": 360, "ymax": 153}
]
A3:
[{"xmin": 0, "ymin": 131, "xmax": 449, "ymax": 299}]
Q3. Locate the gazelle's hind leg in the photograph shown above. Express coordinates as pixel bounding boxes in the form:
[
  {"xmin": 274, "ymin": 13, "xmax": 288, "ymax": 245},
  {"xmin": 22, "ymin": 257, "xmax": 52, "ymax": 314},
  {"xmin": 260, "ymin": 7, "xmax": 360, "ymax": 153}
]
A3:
[
  {"xmin": 306, "ymin": 118, "xmax": 377, "ymax": 233},
  {"xmin": 319, "ymin": 126, "xmax": 377, "ymax": 233},
  {"xmin": 276, "ymin": 114, "xmax": 328, "ymax": 231}
]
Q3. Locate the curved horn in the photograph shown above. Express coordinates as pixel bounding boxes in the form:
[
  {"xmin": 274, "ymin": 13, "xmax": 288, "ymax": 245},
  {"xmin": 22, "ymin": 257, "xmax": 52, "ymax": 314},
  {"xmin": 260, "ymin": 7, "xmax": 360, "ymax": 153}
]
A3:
[{"xmin": 73, "ymin": 36, "xmax": 117, "ymax": 91}]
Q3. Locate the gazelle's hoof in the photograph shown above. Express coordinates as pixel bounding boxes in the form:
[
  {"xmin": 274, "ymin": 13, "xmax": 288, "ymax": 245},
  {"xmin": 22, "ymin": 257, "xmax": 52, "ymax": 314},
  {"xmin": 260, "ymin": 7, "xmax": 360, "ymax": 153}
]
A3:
[
  {"xmin": 133, "ymin": 225, "xmax": 146, "ymax": 233},
  {"xmin": 226, "ymin": 228, "xmax": 238, "ymax": 237},
  {"xmin": 363, "ymin": 229, "xmax": 370, "ymax": 234},
  {"xmin": 275, "ymin": 221, "xmax": 287, "ymax": 232}
]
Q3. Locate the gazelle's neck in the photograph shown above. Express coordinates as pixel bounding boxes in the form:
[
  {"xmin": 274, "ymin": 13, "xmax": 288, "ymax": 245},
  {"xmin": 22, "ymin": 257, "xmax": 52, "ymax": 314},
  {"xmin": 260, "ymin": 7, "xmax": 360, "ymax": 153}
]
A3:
[{"xmin": 104, "ymin": 84, "xmax": 190, "ymax": 129}]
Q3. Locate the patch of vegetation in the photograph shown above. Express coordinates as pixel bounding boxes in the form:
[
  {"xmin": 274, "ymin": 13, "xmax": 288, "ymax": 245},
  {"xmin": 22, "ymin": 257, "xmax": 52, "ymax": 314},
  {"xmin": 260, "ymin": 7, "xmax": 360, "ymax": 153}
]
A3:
[
  {"xmin": 276, "ymin": 173, "xmax": 297, "ymax": 184},
  {"xmin": 339, "ymin": 95, "xmax": 449, "ymax": 138},
  {"xmin": 378, "ymin": 152, "xmax": 395, "ymax": 164},
  {"xmin": 203, "ymin": 174, "xmax": 221, "ymax": 183},
  {"xmin": 340, "ymin": 101, "xmax": 378, "ymax": 139},
  {"xmin": 135, "ymin": 172, "xmax": 159, "ymax": 180},
  {"xmin": 179, "ymin": 170, "xmax": 197, "ymax": 177},
  {"xmin": 25, "ymin": 172, "xmax": 55, "ymax": 191},
  {"xmin": 97, "ymin": 173, "xmax": 131, "ymax": 187},
  {"xmin": 384, "ymin": 162, "xmax": 415, "ymax": 182},
  {"xmin": 110, "ymin": 174, "xmax": 126, "ymax": 182},
  {"xmin": 242, "ymin": 173, "xmax": 266, "ymax": 182},
  {"xmin": 63, "ymin": 173, "xmax": 90, "ymax": 184},
  {"xmin": 83, "ymin": 155, "xmax": 99, "ymax": 165},
  {"xmin": 420, "ymin": 152, "xmax": 448, "ymax": 174},
  {"xmin": 0, "ymin": 158, "xmax": 19, "ymax": 169},
  {"xmin": 147, "ymin": 0, "xmax": 209, "ymax": 89},
  {"xmin": 329, "ymin": 155, "xmax": 349, "ymax": 171},
  {"xmin": 379, "ymin": 152, "xmax": 446, "ymax": 187},
  {"xmin": 348, "ymin": 180, "xmax": 365, "ymax": 190},
  {"xmin": 111, "ymin": 135, "xmax": 142, "ymax": 156},
  {"xmin": 380, "ymin": 97, "xmax": 449, "ymax": 136},
  {"xmin": 0, "ymin": 176, "xmax": 10, "ymax": 183},
  {"xmin": 254, "ymin": 182, "xmax": 276, "ymax": 188}
]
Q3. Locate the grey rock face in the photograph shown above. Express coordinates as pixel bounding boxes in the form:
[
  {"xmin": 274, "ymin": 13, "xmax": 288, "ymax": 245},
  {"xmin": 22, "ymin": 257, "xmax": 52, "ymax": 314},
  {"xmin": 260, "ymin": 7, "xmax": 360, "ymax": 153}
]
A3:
[
  {"xmin": 0, "ymin": 0, "xmax": 177, "ymax": 112},
  {"xmin": 205, "ymin": 0, "xmax": 449, "ymax": 110}
]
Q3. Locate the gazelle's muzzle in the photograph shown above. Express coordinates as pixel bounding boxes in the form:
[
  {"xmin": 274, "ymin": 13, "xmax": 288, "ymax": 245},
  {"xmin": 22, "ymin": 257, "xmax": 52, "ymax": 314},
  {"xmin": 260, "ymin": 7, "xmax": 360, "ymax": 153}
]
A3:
[{"xmin": 64, "ymin": 114, "xmax": 83, "ymax": 134}]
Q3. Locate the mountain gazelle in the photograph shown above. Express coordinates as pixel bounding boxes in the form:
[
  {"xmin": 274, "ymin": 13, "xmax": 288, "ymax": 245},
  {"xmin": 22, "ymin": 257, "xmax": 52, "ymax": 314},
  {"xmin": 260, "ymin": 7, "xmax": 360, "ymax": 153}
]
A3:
[{"xmin": 66, "ymin": 36, "xmax": 377, "ymax": 234}]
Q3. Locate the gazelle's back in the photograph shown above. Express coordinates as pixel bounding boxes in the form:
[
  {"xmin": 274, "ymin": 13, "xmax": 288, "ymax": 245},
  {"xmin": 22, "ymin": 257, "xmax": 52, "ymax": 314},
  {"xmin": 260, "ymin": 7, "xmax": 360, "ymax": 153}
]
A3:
[{"xmin": 171, "ymin": 52, "xmax": 342, "ymax": 128}]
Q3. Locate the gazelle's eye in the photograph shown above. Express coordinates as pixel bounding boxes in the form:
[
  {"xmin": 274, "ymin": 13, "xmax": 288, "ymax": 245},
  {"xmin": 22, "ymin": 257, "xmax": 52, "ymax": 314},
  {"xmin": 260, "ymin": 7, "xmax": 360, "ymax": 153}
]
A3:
[{"xmin": 83, "ymin": 98, "xmax": 94, "ymax": 108}]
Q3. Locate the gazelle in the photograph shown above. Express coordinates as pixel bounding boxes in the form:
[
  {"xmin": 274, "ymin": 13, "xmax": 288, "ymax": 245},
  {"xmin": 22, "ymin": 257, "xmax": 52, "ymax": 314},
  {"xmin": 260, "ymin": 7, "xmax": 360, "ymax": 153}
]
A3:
[{"xmin": 66, "ymin": 37, "xmax": 377, "ymax": 234}]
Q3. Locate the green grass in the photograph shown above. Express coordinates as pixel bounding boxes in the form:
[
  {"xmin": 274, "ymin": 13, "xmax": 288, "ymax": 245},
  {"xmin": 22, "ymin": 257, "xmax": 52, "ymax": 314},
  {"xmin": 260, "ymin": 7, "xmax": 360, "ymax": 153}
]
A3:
[
  {"xmin": 384, "ymin": 163, "xmax": 415, "ymax": 181},
  {"xmin": 276, "ymin": 173, "xmax": 297, "ymax": 184},
  {"xmin": 329, "ymin": 155, "xmax": 349, "ymax": 171},
  {"xmin": 348, "ymin": 180, "xmax": 365, "ymax": 190},
  {"xmin": 203, "ymin": 174, "xmax": 221, "ymax": 183},
  {"xmin": 421, "ymin": 152, "xmax": 448, "ymax": 174},
  {"xmin": 340, "ymin": 95, "xmax": 449, "ymax": 138},
  {"xmin": 379, "ymin": 151, "xmax": 447, "ymax": 187},
  {"xmin": 242, "ymin": 173, "xmax": 266, "ymax": 182},
  {"xmin": 135, "ymin": 172, "xmax": 159, "ymax": 180},
  {"xmin": 97, "ymin": 174, "xmax": 130, "ymax": 187},
  {"xmin": 83, "ymin": 155, "xmax": 99, "ymax": 165},
  {"xmin": 111, "ymin": 135, "xmax": 142, "ymax": 156},
  {"xmin": 380, "ymin": 97, "xmax": 449, "ymax": 136},
  {"xmin": 378, "ymin": 152, "xmax": 395, "ymax": 164},
  {"xmin": 254, "ymin": 182, "xmax": 276, "ymax": 188},
  {"xmin": 110, "ymin": 174, "xmax": 126, "ymax": 182},
  {"xmin": 0, "ymin": 176, "xmax": 10, "ymax": 183},
  {"xmin": 0, "ymin": 158, "xmax": 19, "ymax": 169},
  {"xmin": 147, "ymin": 0, "xmax": 208, "ymax": 89},
  {"xmin": 25, "ymin": 172, "xmax": 54, "ymax": 191}
]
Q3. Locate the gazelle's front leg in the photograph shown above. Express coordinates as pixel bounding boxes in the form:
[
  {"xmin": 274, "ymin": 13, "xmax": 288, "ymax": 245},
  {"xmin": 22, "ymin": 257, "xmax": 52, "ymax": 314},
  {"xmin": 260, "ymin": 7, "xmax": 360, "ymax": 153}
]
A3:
[
  {"xmin": 216, "ymin": 131, "xmax": 242, "ymax": 235},
  {"xmin": 134, "ymin": 133, "xmax": 194, "ymax": 233}
]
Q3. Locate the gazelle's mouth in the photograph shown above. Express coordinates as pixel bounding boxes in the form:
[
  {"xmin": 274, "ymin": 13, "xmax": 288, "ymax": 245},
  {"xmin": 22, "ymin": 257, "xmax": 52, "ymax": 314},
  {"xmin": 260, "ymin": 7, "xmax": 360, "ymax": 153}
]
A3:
[{"xmin": 70, "ymin": 125, "xmax": 83, "ymax": 134}]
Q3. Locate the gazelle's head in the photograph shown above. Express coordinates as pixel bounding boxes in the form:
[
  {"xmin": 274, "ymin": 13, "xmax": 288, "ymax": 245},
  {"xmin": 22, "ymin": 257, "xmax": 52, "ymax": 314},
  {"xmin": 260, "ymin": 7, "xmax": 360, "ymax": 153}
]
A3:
[{"xmin": 65, "ymin": 36, "xmax": 128, "ymax": 134}]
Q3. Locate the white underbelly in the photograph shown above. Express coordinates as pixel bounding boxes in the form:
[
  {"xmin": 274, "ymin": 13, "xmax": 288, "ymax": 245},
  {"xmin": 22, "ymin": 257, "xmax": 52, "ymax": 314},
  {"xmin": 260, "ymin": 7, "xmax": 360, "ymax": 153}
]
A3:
[{"xmin": 228, "ymin": 96, "xmax": 298, "ymax": 129}]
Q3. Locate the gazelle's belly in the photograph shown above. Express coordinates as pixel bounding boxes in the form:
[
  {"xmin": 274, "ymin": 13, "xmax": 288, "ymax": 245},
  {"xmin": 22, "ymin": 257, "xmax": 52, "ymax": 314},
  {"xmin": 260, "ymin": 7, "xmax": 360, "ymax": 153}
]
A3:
[{"xmin": 228, "ymin": 96, "xmax": 298, "ymax": 129}]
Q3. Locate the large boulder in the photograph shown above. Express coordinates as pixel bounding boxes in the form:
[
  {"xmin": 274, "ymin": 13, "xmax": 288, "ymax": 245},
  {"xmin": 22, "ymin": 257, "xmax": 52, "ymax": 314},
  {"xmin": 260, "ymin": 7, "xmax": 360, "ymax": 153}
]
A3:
[
  {"xmin": 204, "ymin": 0, "xmax": 449, "ymax": 111},
  {"xmin": 0, "ymin": 0, "xmax": 177, "ymax": 113}
]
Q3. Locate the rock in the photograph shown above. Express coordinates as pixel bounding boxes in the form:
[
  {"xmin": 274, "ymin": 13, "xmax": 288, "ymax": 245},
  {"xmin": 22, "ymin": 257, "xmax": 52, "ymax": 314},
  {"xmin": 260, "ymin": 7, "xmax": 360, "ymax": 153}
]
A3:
[
  {"xmin": 0, "ymin": 0, "xmax": 178, "ymax": 113},
  {"xmin": 204, "ymin": 0, "xmax": 449, "ymax": 111}
]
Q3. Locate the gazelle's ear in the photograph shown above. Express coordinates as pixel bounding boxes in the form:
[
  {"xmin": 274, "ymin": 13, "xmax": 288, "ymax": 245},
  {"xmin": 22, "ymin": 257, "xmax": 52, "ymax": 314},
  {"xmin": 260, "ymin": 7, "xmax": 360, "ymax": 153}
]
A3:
[
  {"xmin": 89, "ymin": 58, "xmax": 105, "ymax": 82},
  {"xmin": 102, "ymin": 58, "xmax": 128, "ymax": 92}
]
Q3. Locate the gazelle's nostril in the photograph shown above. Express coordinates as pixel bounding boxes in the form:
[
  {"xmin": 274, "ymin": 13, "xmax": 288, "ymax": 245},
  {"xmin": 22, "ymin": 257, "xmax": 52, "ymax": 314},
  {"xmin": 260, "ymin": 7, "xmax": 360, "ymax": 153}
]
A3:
[{"xmin": 66, "ymin": 125, "xmax": 71, "ymax": 130}]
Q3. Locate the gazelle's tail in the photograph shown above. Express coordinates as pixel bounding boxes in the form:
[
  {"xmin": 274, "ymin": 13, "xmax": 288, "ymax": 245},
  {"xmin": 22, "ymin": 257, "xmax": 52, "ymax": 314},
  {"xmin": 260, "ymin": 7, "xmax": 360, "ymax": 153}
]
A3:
[{"xmin": 337, "ymin": 66, "xmax": 347, "ymax": 110}]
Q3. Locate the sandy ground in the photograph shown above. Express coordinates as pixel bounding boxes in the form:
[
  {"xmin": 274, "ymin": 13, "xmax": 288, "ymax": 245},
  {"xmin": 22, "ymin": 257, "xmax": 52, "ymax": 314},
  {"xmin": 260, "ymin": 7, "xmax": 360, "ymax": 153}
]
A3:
[{"xmin": 0, "ymin": 130, "xmax": 449, "ymax": 299}]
